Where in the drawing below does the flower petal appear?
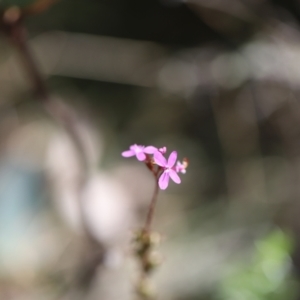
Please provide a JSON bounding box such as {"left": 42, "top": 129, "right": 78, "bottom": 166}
{"left": 167, "top": 151, "right": 177, "bottom": 167}
{"left": 176, "top": 161, "right": 186, "bottom": 173}
{"left": 159, "top": 147, "right": 167, "bottom": 154}
{"left": 169, "top": 170, "right": 181, "bottom": 184}
{"left": 130, "top": 144, "right": 138, "bottom": 150}
{"left": 144, "top": 146, "right": 158, "bottom": 154}
{"left": 158, "top": 171, "right": 169, "bottom": 190}
{"left": 131, "top": 144, "right": 144, "bottom": 152}
{"left": 122, "top": 150, "right": 135, "bottom": 157}
{"left": 136, "top": 152, "right": 146, "bottom": 161}
{"left": 154, "top": 151, "right": 167, "bottom": 167}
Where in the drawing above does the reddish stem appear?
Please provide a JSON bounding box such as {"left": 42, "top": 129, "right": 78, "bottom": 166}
{"left": 143, "top": 169, "right": 161, "bottom": 233}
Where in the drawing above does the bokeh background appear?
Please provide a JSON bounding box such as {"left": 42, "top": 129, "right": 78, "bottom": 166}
{"left": 1, "top": 0, "right": 300, "bottom": 299}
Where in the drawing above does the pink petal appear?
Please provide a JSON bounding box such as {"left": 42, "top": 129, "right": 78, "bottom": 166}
{"left": 154, "top": 151, "right": 167, "bottom": 167}
{"left": 144, "top": 146, "right": 158, "bottom": 154}
{"left": 169, "top": 170, "right": 181, "bottom": 184}
{"left": 122, "top": 150, "right": 135, "bottom": 157}
{"left": 167, "top": 151, "right": 177, "bottom": 168}
{"left": 131, "top": 144, "right": 143, "bottom": 152}
{"left": 159, "top": 147, "right": 167, "bottom": 154}
{"left": 176, "top": 161, "right": 184, "bottom": 173}
{"left": 158, "top": 172, "right": 170, "bottom": 190}
{"left": 136, "top": 152, "right": 146, "bottom": 161}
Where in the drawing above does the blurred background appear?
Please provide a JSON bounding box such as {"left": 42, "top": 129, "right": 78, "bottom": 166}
{"left": 1, "top": 0, "right": 300, "bottom": 299}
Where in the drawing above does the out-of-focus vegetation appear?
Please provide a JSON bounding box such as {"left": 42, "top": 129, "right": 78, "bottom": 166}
{"left": 1, "top": 0, "right": 300, "bottom": 300}
{"left": 219, "top": 230, "right": 298, "bottom": 300}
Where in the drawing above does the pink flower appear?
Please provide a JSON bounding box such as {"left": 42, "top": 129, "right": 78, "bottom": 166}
{"left": 176, "top": 161, "right": 187, "bottom": 174}
{"left": 159, "top": 147, "right": 167, "bottom": 154}
{"left": 122, "top": 144, "right": 157, "bottom": 161}
{"left": 154, "top": 151, "right": 181, "bottom": 190}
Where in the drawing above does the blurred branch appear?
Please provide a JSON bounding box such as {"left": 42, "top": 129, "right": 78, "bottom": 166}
{"left": 1, "top": 7, "right": 49, "bottom": 99}
{"left": 0, "top": 6, "right": 104, "bottom": 292}
{"left": 0, "top": 7, "right": 90, "bottom": 184}
{"left": 184, "top": 0, "right": 272, "bottom": 46}
{"left": 23, "top": 0, "right": 61, "bottom": 16}
{"left": 185, "top": 0, "right": 258, "bottom": 22}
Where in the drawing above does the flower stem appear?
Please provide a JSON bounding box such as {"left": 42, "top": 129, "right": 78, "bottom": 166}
{"left": 143, "top": 175, "right": 159, "bottom": 233}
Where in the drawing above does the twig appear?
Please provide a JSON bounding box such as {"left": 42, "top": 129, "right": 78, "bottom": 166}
{"left": 134, "top": 167, "right": 163, "bottom": 300}
{"left": 143, "top": 177, "right": 160, "bottom": 233}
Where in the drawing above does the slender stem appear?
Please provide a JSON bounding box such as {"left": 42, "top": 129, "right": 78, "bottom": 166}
{"left": 143, "top": 175, "right": 160, "bottom": 233}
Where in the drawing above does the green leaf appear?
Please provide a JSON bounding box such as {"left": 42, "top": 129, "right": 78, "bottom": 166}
{"left": 218, "top": 230, "right": 298, "bottom": 300}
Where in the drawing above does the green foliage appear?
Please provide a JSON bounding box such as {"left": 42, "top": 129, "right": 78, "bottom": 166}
{"left": 0, "top": 0, "right": 37, "bottom": 9}
{"left": 218, "top": 230, "right": 299, "bottom": 300}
